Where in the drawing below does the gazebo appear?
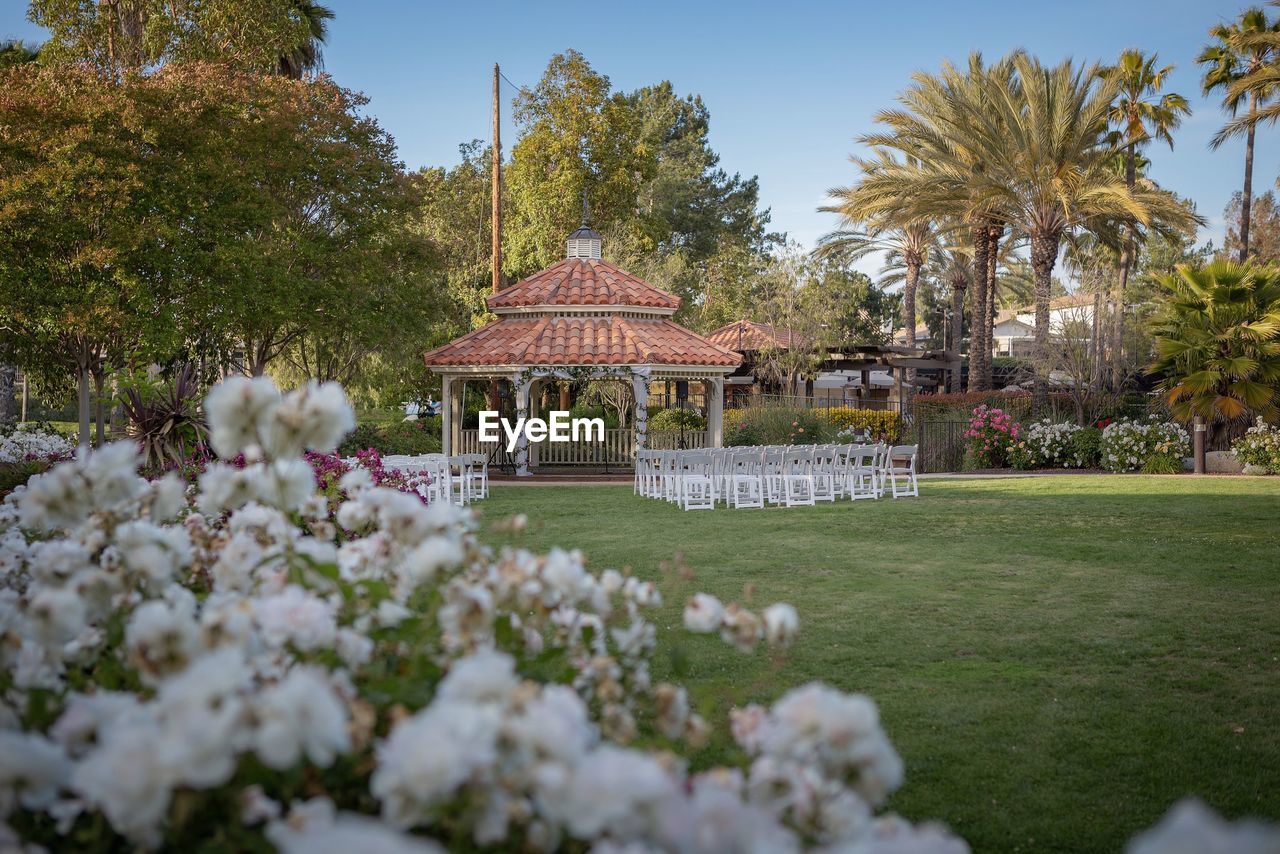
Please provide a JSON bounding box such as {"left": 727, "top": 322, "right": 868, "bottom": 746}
{"left": 422, "top": 224, "right": 741, "bottom": 475}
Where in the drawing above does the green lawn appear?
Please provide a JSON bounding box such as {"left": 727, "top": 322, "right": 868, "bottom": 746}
{"left": 478, "top": 476, "right": 1280, "bottom": 853}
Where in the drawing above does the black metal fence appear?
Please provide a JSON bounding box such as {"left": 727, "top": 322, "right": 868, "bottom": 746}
{"left": 912, "top": 419, "right": 969, "bottom": 473}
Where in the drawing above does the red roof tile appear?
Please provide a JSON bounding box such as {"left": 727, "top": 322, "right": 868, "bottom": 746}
{"left": 705, "top": 320, "right": 804, "bottom": 352}
{"left": 423, "top": 316, "right": 742, "bottom": 368}
{"left": 487, "top": 259, "right": 682, "bottom": 311}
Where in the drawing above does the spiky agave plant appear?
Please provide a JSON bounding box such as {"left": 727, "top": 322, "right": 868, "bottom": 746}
{"left": 120, "top": 364, "right": 210, "bottom": 470}
{"left": 1148, "top": 261, "right": 1280, "bottom": 424}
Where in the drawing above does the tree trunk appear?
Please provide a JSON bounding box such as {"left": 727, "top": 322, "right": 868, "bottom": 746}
{"left": 1110, "top": 251, "right": 1130, "bottom": 392}
{"left": 902, "top": 255, "right": 921, "bottom": 350}
{"left": 983, "top": 224, "right": 1003, "bottom": 390}
{"left": 93, "top": 369, "right": 106, "bottom": 446}
{"left": 1030, "top": 233, "right": 1060, "bottom": 414}
{"left": 1110, "top": 144, "right": 1138, "bottom": 392}
{"left": 950, "top": 282, "right": 966, "bottom": 393}
{"left": 1241, "top": 96, "right": 1257, "bottom": 261}
{"left": 0, "top": 365, "right": 15, "bottom": 425}
{"left": 968, "top": 223, "right": 990, "bottom": 392}
{"left": 77, "top": 366, "right": 91, "bottom": 448}
{"left": 1090, "top": 291, "right": 1103, "bottom": 390}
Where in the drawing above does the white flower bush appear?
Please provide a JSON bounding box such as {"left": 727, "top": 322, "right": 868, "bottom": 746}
{"left": 0, "top": 425, "right": 75, "bottom": 465}
{"left": 1100, "top": 419, "right": 1190, "bottom": 473}
{"left": 0, "top": 376, "right": 956, "bottom": 851}
{"left": 1012, "top": 420, "right": 1084, "bottom": 469}
{"left": 1232, "top": 418, "right": 1280, "bottom": 475}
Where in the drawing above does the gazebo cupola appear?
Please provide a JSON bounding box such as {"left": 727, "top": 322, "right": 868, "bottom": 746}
{"left": 423, "top": 224, "right": 741, "bottom": 474}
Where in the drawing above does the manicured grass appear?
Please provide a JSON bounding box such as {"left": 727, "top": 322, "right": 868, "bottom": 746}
{"left": 479, "top": 476, "right": 1280, "bottom": 853}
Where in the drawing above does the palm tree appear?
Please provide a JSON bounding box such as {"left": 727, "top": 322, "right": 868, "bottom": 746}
{"left": 278, "top": 0, "right": 334, "bottom": 79}
{"left": 0, "top": 39, "right": 40, "bottom": 67}
{"left": 817, "top": 159, "right": 938, "bottom": 353}
{"left": 851, "top": 53, "right": 1018, "bottom": 391}
{"left": 1099, "top": 50, "right": 1190, "bottom": 390}
{"left": 1198, "top": 7, "right": 1280, "bottom": 261}
{"left": 961, "top": 54, "right": 1198, "bottom": 408}
{"left": 1148, "top": 261, "right": 1280, "bottom": 469}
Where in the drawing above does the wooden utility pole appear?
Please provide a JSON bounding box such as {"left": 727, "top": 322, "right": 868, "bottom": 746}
{"left": 491, "top": 63, "right": 502, "bottom": 294}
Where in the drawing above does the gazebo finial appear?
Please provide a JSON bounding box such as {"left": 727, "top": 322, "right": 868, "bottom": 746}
{"left": 566, "top": 189, "right": 602, "bottom": 260}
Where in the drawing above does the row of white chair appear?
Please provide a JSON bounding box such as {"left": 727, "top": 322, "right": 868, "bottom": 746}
{"left": 346, "top": 453, "right": 490, "bottom": 506}
{"left": 634, "top": 444, "right": 919, "bottom": 511}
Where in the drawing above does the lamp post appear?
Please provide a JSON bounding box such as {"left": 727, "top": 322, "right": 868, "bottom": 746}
{"left": 1193, "top": 415, "right": 1206, "bottom": 474}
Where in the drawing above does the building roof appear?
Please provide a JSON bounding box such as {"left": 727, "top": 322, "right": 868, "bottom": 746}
{"left": 993, "top": 292, "right": 1096, "bottom": 326}
{"left": 705, "top": 319, "right": 803, "bottom": 352}
{"left": 422, "top": 315, "right": 742, "bottom": 368}
{"left": 486, "top": 258, "right": 682, "bottom": 313}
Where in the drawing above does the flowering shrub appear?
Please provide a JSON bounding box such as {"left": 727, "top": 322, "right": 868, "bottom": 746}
{"left": 963, "top": 405, "right": 1021, "bottom": 468}
{"left": 1007, "top": 420, "right": 1090, "bottom": 470}
{"left": 1232, "top": 418, "right": 1280, "bottom": 475}
{"left": 0, "top": 375, "right": 978, "bottom": 852}
{"left": 1100, "top": 419, "right": 1190, "bottom": 473}
{"left": 0, "top": 424, "right": 75, "bottom": 465}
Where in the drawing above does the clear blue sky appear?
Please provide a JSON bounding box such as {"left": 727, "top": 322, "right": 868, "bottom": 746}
{"left": 2, "top": 0, "right": 1260, "bottom": 258}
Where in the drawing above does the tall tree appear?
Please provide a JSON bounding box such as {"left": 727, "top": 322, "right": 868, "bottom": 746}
{"left": 816, "top": 159, "right": 938, "bottom": 353}
{"left": 853, "top": 53, "right": 1018, "bottom": 391}
{"left": 1198, "top": 7, "right": 1280, "bottom": 261}
{"left": 1223, "top": 189, "right": 1280, "bottom": 263}
{"left": 1099, "top": 50, "right": 1190, "bottom": 390}
{"left": 277, "top": 0, "right": 333, "bottom": 78}
{"left": 29, "top": 0, "right": 328, "bottom": 75}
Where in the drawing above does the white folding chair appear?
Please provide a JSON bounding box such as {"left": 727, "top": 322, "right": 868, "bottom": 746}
{"left": 462, "top": 452, "right": 489, "bottom": 500}
{"left": 846, "top": 446, "right": 878, "bottom": 500}
{"left": 762, "top": 447, "right": 787, "bottom": 505}
{"left": 887, "top": 445, "right": 919, "bottom": 498}
{"left": 678, "top": 452, "right": 716, "bottom": 510}
{"left": 782, "top": 448, "right": 816, "bottom": 507}
{"left": 811, "top": 447, "right": 838, "bottom": 502}
{"left": 728, "top": 449, "right": 764, "bottom": 509}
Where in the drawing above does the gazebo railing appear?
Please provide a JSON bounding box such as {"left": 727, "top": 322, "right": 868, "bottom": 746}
{"left": 456, "top": 428, "right": 707, "bottom": 467}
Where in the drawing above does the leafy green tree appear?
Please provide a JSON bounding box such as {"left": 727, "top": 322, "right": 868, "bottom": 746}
{"left": 0, "top": 63, "right": 431, "bottom": 439}
{"left": 1222, "top": 189, "right": 1280, "bottom": 263}
{"left": 1148, "top": 261, "right": 1280, "bottom": 430}
{"left": 29, "top": 0, "right": 327, "bottom": 75}
{"left": 1198, "top": 7, "right": 1280, "bottom": 261}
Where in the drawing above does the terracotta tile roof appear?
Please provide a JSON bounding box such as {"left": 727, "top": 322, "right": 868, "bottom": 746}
{"left": 487, "top": 258, "right": 682, "bottom": 311}
{"left": 423, "top": 315, "right": 742, "bottom": 368}
{"left": 705, "top": 320, "right": 803, "bottom": 351}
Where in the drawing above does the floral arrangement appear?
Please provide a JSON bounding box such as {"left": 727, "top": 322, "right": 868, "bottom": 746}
{"left": 0, "top": 424, "right": 75, "bottom": 465}
{"left": 1100, "top": 419, "right": 1190, "bottom": 473}
{"left": 1232, "top": 418, "right": 1280, "bottom": 475}
{"left": 963, "top": 405, "right": 1021, "bottom": 468}
{"left": 0, "top": 375, "right": 973, "bottom": 852}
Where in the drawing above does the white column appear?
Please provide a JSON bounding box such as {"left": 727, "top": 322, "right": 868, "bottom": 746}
{"left": 631, "top": 374, "right": 649, "bottom": 454}
{"left": 707, "top": 376, "right": 724, "bottom": 448}
{"left": 528, "top": 379, "right": 540, "bottom": 469}
{"left": 514, "top": 374, "right": 532, "bottom": 476}
{"left": 440, "top": 374, "right": 453, "bottom": 457}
